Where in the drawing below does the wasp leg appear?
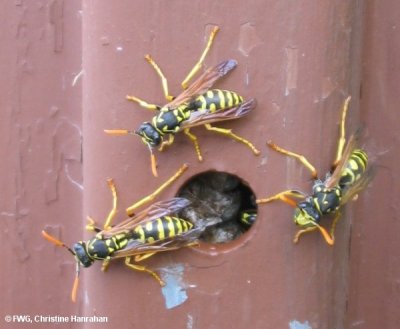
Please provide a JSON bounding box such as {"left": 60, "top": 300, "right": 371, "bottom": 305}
{"left": 293, "top": 227, "right": 318, "bottom": 243}
{"left": 85, "top": 179, "right": 118, "bottom": 232}
{"left": 126, "top": 95, "right": 161, "bottom": 111}
{"left": 101, "top": 179, "right": 118, "bottom": 230}
{"left": 204, "top": 124, "right": 260, "bottom": 156}
{"left": 184, "top": 128, "right": 203, "bottom": 161}
{"left": 158, "top": 134, "right": 175, "bottom": 152}
{"left": 257, "top": 190, "right": 306, "bottom": 207}
{"left": 329, "top": 211, "right": 342, "bottom": 243}
{"left": 134, "top": 252, "right": 157, "bottom": 262}
{"left": 143, "top": 54, "right": 174, "bottom": 102}
{"left": 267, "top": 141, "right": 318, "bottom": 179}
{"left": 295, "top": 224, "right": 334, "bottom": 245}
{"left": 333, "top": 96, "right": 351, "bottom": 168}
{"left": 126, "top": 164, "right": 189, "bottom": 216}
{"left": 85, "top": 216, "right": 102, "bottom": 232}
{"left": 101, "top": 259, "right": 111, "bottom": 272}
{"left": 125, "top": 256, "right": 165, "bottom": 286}
{"left": 181, "top": 26, "right": 219, "bottom": 90}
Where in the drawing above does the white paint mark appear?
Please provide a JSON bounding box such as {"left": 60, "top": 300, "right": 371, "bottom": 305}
{"left": 116, "top": 46, "right": 123, "bottom": 52}
{"left": 186, "top": 314, "right": 194, "bottom": 329}
{"left": 64, "top": 162, "right": 83, "bottom": 191}
{"left": 289, "top": 320, "right": 312, "bottom": 329}
{"left": 72, "top": 69, "right": 84, "bottom": 86}
{"left": 160, "top": 264, "right": 188, "bottom": 309}
{"left": 351, "top": 320, "right": 365, "bottom": 327}
{"left": 1, "top": 212, "right": 16, "bottom": 218}
{"left": 285, "top": 47, "right": 298, "bottom": 96}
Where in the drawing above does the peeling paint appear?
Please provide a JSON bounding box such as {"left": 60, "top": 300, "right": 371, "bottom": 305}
{"left": 289, "top": 320, "right": 312, "bottom": 329}
{"left": 160, "top": 264, "right": 188, "bottom": 309}
{"left": 238, "top": 23, "right": 263, "bottom": 57}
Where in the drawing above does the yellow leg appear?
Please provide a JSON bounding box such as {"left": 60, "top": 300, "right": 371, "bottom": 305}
{"left": 205, "top": 124, "right": 260, "bottom": 156}
{"left": 102, "top": 179, "right": 118, "bottom": 230}
{"left": 135, "top": 252, "right": 156, "bottom": 262}
{"left": 144, "top": 54, "right": 174, "bottom": 102}
{"left": 181, "top": 26, "right": 220, "bottom": 89}
{"left": 333, "top": 96, "right": 351, "bottom": 168}
{"left": 85, "top": 216, "right": 102, "bottom": 232}
{"left": 125, "top": 256, "right": 165, "bottom": 286}
{"left": 267, "top": 141, "right": 318, "bottom": 179}
{"left": 184, "top": 128, "right": 203, "bottom": 161}
{"left": 126, "top": 163, "right": 189, "bottom": 216}
{"left": 101, "top": 259, "right": 111, "bottom": 272}
{"left": 85, "top": 179, "right": 118, "bottom": 232}
{"left": 294, "top": 224, "right": 334, "bottom": 245}
{"left": 126, "top": 95, "right": 160, "bottom": 111}
{"left": 293, "top": 226, "right": 318, "bottom": 243}
{"left": 158, "top": 134, "right": 175, "bottom": 152}
{"left": 257, "top": 190, "right": 306, "bottom": 207}
{"left": 329, "top": 211, "right": 342, "bottom": 243}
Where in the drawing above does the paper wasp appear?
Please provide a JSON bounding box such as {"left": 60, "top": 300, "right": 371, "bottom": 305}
{"left": 105, "top": 26, "right": 260, "bottom": 177}
{"left": 42, "top": 165, "right": 215, "bottom": 302}
{"left": 240, "top": 210, "right": 257, "bottom": 227}
{"left": 257, "top": 97, "right": 373, "bottom": 245}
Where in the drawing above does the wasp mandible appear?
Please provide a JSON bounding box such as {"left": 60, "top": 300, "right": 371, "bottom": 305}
{"left": 42, "top": 165, "right": 215, "bottom": 302}
{"left": 105, "top": 26, "right": 260, "bottom": 177}
{"left": 257, "top": 97, "right": 374, "bottom": 245}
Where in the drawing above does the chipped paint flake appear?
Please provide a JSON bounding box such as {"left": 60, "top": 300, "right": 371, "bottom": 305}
{"left": 289, "top": 320, "right": 312, "bottom": 329}
{"left": 160, "top": 264, "right": 188, "bottom": 309}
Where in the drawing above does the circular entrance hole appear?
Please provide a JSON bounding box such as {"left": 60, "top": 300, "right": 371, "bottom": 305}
{"left": 176, "top": 171, "right": 257, "bottom": 244}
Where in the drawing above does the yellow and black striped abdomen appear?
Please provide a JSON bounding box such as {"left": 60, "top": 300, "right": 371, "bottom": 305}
{"left": 131, "top": 216, "right": 193, "bottom": 244}
{"left": 339, "top": 149, "right": 368, "bottom": 190}
{"left": 188, "top": 89, "right": 244, "bottom": 113}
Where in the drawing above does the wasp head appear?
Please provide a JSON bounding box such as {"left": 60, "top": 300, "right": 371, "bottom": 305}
{"left": 135, "top": 123, "right": 162, "bottom": 147}
{"left": 293, "top": 201, "right": 321, "bottom": 228}
{"left": 73, "top": 242, "right": 94, "bottom": 268}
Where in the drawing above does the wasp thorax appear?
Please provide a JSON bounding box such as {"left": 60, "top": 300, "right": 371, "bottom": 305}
{"left": 294, "top": 201, "right": 321, "bottom": 228}
{"left": 135, "top": 122, "right": 162, "bottom": 147}
{"left": 73, "top": 242, "right": 94, "bottom": 268}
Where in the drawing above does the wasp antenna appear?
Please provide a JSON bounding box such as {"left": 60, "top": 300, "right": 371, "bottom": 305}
{"left": 41, "top": 230, "right": 76, "bottom": 256}
{"left": 71, "top": 262, "right": 80, "bottom": 302}
{"left": 104, "top": 129, "right": 132, "bottom": 136}
{"left": 150, "top": 148, "right": 158, "bottom": 177}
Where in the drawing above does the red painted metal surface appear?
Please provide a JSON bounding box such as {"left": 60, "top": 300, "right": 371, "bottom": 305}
{"left": 1, "top": 1, "right": 399, "bottom": 328}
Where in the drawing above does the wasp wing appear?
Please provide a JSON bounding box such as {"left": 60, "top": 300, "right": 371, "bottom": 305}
{"left": 110, "top": 225, "right": 205, "bottom": 259}
{"left": 179, "top": 98, "right": 256, "bottom": 130}
{"left": 110, "top": 211, "right": 221, "bottom": 259}
{"left": 165, "top": 59, "right": 238, "bottom": 109}
{"left": 101, "top": 197, "right": 191, "bottom": 238}
{"left": 339, "top": 165, "right": 375, "bottom": 206}
{"left": 325, "top": 133, "right": 358, "bottom": 189}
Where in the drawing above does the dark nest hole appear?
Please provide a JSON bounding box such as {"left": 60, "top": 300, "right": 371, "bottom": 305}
{"left": 176, "top": 171, "right": 258, "bottom": 244}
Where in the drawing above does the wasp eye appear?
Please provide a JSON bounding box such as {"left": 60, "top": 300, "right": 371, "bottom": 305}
{"left": 135, "top": 123, "right": 161, "bottom": 146}
{"left": 73, "top": 242, "right": 94, "bottom": 268}
{"left": 294, "top": 201, "right": 321, "bottom": 227}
